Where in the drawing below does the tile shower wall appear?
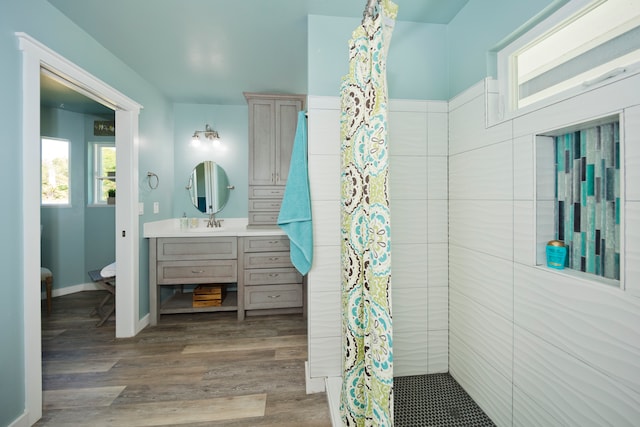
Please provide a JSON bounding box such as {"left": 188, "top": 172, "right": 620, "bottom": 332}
{"left": 306, "top": 96, "right": 449, "bottom": 381}
{"left": 449, "top": 77, "right": 640, "bottom": 427}
{"left": 554, "top": 122, "right": 620, "bottom": 279}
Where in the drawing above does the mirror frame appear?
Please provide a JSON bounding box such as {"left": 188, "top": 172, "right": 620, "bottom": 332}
{"left": 186, "top": 161, "right": 231, "bottom": 214}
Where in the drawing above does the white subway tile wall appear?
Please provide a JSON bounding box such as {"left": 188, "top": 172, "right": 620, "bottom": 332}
{"left": 449, "top": 76, "right": 640, "bottom": 426}
{"left": 306, "top": 97, "right": 449, "bottom": 380}
{"left": 306, "top": 73, "right": 640, "bottom": 425}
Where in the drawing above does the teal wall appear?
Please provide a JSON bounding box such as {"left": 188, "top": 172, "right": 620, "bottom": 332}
{"left": 309, "top": 1, "right": 558, "bottom": 100}
{"left": 0, "top": 0, "right": 563, "bottom": 424}
{"left": 41, "top": 107, "right": 117, "bottom": 291}
{"left": 83, "top": 115, "right": 117, "bottom": 275}
{"left": 0, "top": 1, "right": 173, "bottom": 424}
{"left": 172, "top": 103, "right": 248, "bottom": 219}
{"left": 447, "top": 0, "right": 557, "bottom": 97}
{"left": 308, "top": 15, "right": 449, "bottom": 100}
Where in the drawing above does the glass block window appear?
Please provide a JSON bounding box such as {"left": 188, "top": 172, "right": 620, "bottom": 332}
{"left": 554, "top": 120, "right": 620, "bottom": 279}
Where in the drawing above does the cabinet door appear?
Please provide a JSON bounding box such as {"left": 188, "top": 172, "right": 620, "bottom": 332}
{"left": 248, "top": 99, "right": 276, "bottom": 185}
{"left": 275, "top": 99, "right": 304, "bottom": 186}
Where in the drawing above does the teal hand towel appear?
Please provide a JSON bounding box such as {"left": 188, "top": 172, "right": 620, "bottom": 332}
{"left": 278, "top": 111, "right": 313, "bottom": 275}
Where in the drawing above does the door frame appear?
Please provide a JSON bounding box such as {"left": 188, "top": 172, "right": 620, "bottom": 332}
{"left": 17, "top": 33, "right": 142, "bottom": 425}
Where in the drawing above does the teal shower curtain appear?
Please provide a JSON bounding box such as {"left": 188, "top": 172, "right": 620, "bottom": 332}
{"left": 339, "top": 0, "right": 397, "bottom": 425}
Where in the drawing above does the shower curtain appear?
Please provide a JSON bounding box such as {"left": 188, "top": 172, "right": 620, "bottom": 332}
{"left": 339, "top": 0, "right": 398, "bottom": 425}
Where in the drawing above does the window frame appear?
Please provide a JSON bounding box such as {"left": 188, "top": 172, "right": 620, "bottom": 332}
{"left": 91, "top": 142, "right": 116, "bottom": 206}
{"left": 497, "top": 0, "right": 640, "bottom": 122}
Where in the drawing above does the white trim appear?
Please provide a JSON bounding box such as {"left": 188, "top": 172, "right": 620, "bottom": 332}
{"left": 41, "top": 282, "right": 103, "bottom": 300}
{"left": 325, "top": 376, "right": 342, "bottom": 427}
{"left": 305, "top": 361, "right": 326, "bottom": 394}
{"left": 7, "top": 412, "right": 28, "bottom": 427}
{"left": 16, "top": 32, "right": 142, "bottom": 425}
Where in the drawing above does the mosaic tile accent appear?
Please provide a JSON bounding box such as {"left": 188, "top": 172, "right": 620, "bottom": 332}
{"left": 555, "top": 121, "right": 620, "bottom": 280}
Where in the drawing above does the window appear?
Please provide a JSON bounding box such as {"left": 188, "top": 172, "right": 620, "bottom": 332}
{"left": 92, "top": 143, "right": 116, "bottom": 205}
{"left": 536, "top": 116, "right": 621, "bottom": 285}
{"left": 41, "top": 137, "right": 70, "bottom": 205}
{"left": 499, "top": 0, "right": 640, "bottom": 114}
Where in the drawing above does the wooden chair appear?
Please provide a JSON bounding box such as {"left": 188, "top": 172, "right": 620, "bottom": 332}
{"left": 41, "top": 267, "right": 53, "bottom": 316}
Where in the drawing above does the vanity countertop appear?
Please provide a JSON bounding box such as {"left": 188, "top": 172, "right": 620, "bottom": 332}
{"left": 143, "top": 218, "right": 286, "bottom": 238}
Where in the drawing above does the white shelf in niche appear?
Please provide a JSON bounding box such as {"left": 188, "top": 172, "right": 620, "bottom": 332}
{"left": 534, "top": 265, "right": 620, "bottom": 290}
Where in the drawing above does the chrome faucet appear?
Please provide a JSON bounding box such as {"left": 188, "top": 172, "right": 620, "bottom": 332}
{"left": 206, "top": 211, "right": 222, "bottom": 228}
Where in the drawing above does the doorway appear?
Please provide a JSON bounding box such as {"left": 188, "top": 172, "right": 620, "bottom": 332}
{"left": 40, "top": 70, "right": 117, "bottom": 303}
{"left": 18, "top": 32, "right": 142, "bottom": 425}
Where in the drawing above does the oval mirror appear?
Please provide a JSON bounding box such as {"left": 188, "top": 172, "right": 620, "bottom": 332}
{"left": 187, "top": 161, "right": 231, "bottom": 214}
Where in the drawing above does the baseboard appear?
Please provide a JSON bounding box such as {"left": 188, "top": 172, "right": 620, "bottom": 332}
{"left": 305, "top": 360, "right": 326, "bottom": 394}
{"left": 325, "top": 376, "right": 342, "bottom": 427}
{"left": 41, "top": 282, "right": 101, "bottom": 300}
{"left": 7, "top": 411, "right": 29, "bottom": 427}
{"left": 136, "top": 312, "right": 150, "bottom": 334}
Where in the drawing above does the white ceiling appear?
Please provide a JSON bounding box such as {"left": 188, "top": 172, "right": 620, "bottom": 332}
{"left": 46, "top": 0, "right": 469, "bottom": 106}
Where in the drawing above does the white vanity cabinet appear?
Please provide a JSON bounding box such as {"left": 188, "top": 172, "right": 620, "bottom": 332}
{"left": 148, "top": 236, "right": 242, "bottom": 325}
{"left": 240, "top": 235, "right": 304, "bottom": 316}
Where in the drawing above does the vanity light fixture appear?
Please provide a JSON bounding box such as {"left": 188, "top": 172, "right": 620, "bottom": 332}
{"left": 191, "top": 124, "right": 220, "bottom": 146}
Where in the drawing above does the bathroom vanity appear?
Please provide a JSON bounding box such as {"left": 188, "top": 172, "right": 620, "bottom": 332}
{"left": 144, "top": 218, "right": 304, "bottom": 325}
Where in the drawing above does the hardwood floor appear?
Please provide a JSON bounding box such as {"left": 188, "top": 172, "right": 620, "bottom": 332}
{"left": 36, "top": 291, "right": 332, "bottom": 426}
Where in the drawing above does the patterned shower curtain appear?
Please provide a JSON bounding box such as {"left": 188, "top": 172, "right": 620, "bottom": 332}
{"left": 339, "top": 0, "right": 397, "bottom": 425}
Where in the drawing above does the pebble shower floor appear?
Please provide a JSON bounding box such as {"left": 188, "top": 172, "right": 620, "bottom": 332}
{"left": 394, "top": 373, "right": 495, "bottom": 426}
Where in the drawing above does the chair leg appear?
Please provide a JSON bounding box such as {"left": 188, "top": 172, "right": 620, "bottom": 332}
{"left": 45, "top": 276, "right": 53, "bottom": 316}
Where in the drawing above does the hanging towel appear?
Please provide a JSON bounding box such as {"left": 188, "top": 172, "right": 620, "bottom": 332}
{"left": 277, "top": 111, "right": 313, "bottom": 275}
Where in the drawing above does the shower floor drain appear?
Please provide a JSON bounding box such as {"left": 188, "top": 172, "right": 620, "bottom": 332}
{"left": 394, "top": 373, "right": 495, "bottom": 427}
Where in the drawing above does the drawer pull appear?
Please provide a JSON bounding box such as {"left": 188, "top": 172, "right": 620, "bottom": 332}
{"left": 268, "top": 240, "right": 280, "bottom": 245}
{"left": 268, "top": 257, "right": 280, "bottom": 261}
{"left": 191, "top": 270, "right": 205, "bottom": 274}
{"left": 268, "top": 273, "right": 280, "bottom": 277}
{"left": 268, "top": 294, "right": 281, "bottom": 299}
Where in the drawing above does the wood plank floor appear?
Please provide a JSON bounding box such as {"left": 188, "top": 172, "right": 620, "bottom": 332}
{"left": 36, "top": 291, "right": 332, "bottom": 426}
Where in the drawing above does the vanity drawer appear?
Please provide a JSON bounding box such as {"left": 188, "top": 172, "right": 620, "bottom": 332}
{"left": 243, "top": 236, "right": 290, "bottom": 252}
{"left": 244, "top": 251, "right": 294, "bottom": 269}
{"left": 244, "top": 284, "right": 303, "bottom": 310}
{"left": 244, "top": 268, "right": 302, "bottom": 286}
{"left": 157, "top": 237, "right": 237, "bottom": 261}
{"left": 249, "top": 199, "right": 282, "bottom": 211}
{"left": 248, "top": 211, "right": 280, "bottom": 226}
{"left": 250, "top": 186, "right": 285, "bottom": 199}
{"left": 157, "top": 260, "right": 237, "bottom": 284}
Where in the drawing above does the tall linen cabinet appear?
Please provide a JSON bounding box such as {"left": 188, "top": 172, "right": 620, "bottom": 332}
{"left": 244, "top": 92, "right": 306, "bottom": 228}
